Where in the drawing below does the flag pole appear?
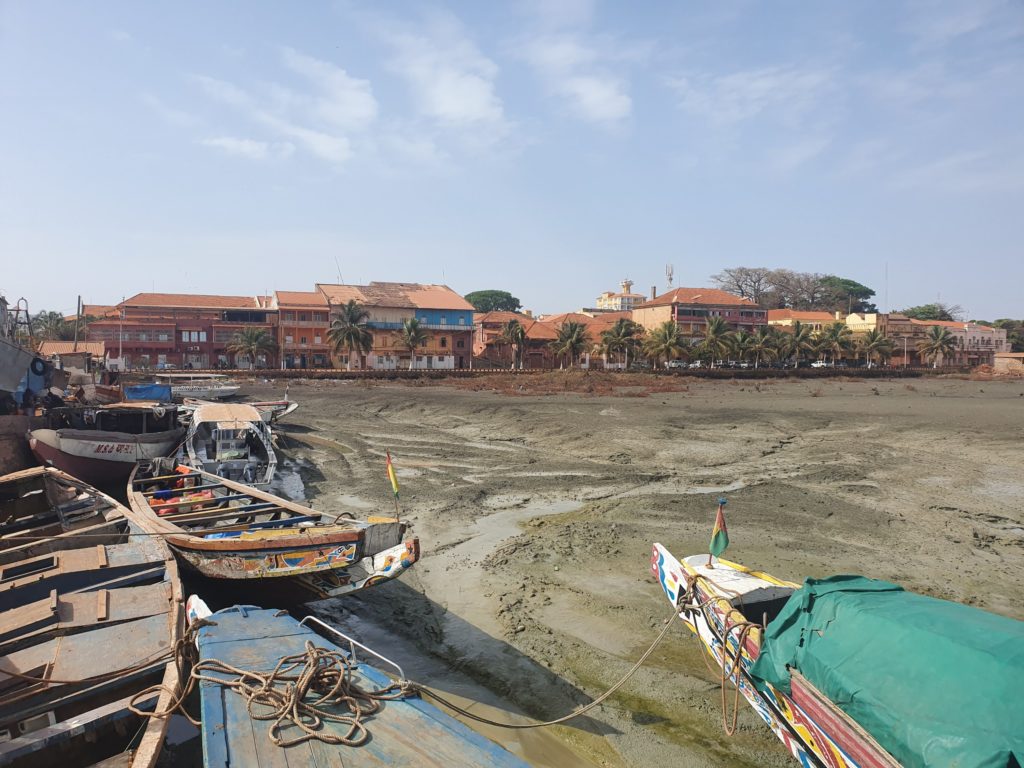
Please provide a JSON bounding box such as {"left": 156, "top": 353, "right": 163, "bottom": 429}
{"left": 386, "top": 450, "right": 402, "bottom": 522}
{"left": 707, "top": 497, "right": 728, "bottom": 568}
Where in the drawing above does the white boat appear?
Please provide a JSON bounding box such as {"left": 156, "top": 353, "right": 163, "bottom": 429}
{"left": 184, "top": 402, "right": 276, "bottom": 484}
{"left": 28, "top": 402, "right": 185, "bottom": 486}
{"left": 155, "top": 373, "right": 240, "bottom": 401}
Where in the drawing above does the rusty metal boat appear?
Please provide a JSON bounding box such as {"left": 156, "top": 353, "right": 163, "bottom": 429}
{"left": 0, "top": 466, "right": 183, "bottom": 768}
{"left": 127, "top": 458, "right": 419, "bottom": 598}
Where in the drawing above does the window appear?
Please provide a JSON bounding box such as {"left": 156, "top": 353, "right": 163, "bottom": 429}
{"left": 158, "top": 333, "right": 169, "bottom": 342}
{"left": 457, "top": 339, "right": 465, "bottom": 348}
{"left": 458, "top": 317, "right": 465, "bottom": 325}
{"left": 314, "top": 335, "right": 321, "bottom": 344}
{"left": 300, "top": 336, "right": 307, "bottom": 345}
{"left": 440, "top": 337, "right": 447, "bottom": 348}
{"left": 181, "top": 331, "right": 189, "bottom": 342}
{"left": 136, "top": 332, "right": 147, "bottom": 341}
{"left": 285, "top": 335, "right": 293, "bottom": 343}
{"left": 313, "top": 312, "right": 327, "bottom": 322}
{"left": 190, "top": 331, "right": 199, "bottom": 342}
{"left": 299, "top": 313, "right": 309, "bottom": 322}
{"left": 419, "top": 339, "right": 426, "bottom": 347}
{"left": 283, "top": 312, "right": 296, "bottom": 322}
{"left": 199, "top": 331, "right": 207, "bottom": 342}
{"left": 440, "top": 316, "right": 446, "bottom": 325}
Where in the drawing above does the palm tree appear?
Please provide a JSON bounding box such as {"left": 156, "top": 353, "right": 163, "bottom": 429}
{"left": 859, "top": 328, "right": 894, "bottom": 368}
{"left": 729, "top": 330, "right": 753, "bottom": 364}
{"left": 917, "top": 325, "right": 958, "bottom": 368}
{"left": 700, "top": 316, "right": 733, "bottom": 368}
{"left": 786, "top": 320, "right": 815, "bottom": 367}
{"left": 643, "top": 320, "right": 685, "bottom": 368}
{"left": 327, "top": 299, "right": 373, "bottom": 371}
{"left": 227, "top": 327, "right": 278, "bottom": 369}
{"left": 33, "top": 310, "right": 69, "bottom": 341}
{"left": 748, "top": 326, "right": 778, "bottom": 369}
{"left": 399, "top": 317, "right": 428, "bottom": 370}
{"left": 821, "top": 321, "right": 854, "bottom": 364}
{"left": 499, "top": 319, "right": 527, "bottom": 370}
{"left": 601, "top": 318, "right": 642, "bottom": 369}
{"left": 551, "top": 321, "right": 591, "bottom": 368}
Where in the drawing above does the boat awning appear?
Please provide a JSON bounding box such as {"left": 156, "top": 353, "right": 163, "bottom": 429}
{"left": 193, "top": 404, "right": 261, "bottom": 427}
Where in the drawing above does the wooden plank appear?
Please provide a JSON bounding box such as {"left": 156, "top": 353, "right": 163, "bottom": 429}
{"left": 96, "top": 589, "right": 108, "bottom": 621}
{"left": 96, "top": 544, "right": 108, "bottom": 568}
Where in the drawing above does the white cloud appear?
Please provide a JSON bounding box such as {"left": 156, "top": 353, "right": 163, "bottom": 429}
{"left": 198, "top": 137, "right": 294, "bottom": 160}
{"left": 142, "top": 93, "right": 201, "bottom": 128}
{"left": 281, "top": 47, "right": 378, "bottom": 130}
{"left": 378, "top": 12, "right": 505, "bottom": 127}
{"left": 668, "top": 65, "right": 834, "bottom": 126}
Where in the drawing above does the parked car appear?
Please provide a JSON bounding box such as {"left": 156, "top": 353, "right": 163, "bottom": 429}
{"left": 688, "top": 361, "right": 704, "bottom": 369}
{"left": 666, "top": 359, "right": 687, "bottom": 369}
{"left": 811, "top": 360, "right": 829, "bottom": 368}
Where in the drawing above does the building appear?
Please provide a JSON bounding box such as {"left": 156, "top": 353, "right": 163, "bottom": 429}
{"left": 474, "top": 311, "right": 559, "bottom": 368}
{"left": 37, "top": 341, "right": 106, "bottom": 372}
{"left": 594, "top": 280, "right": 647, "bottom": 312}
{"left": 86, "top": 293, "right": 277, "bottom": 370}
{"left": 317, "top": 282, "right": 474, "bottom": 370}
{"left": 474, "top": 311, "right": 533, "bottom": 360}
{"left": 273, "top": 291, "right": 332, "bottom": 369}
{"left": 633, "top": 288, "right": 767, "bottom": 341}
{"left": 845, "top": 313, "right": 926, "bottom": 366}
{"left": 767, "top": 309, "right": 839, "bottom": 332}
{"left": 909, "top": 320, "right": 1007, "bottom": 366}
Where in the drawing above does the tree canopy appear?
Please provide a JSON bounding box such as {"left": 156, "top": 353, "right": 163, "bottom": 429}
{"left": 711, "top": 267, "right": 876, "bottom": 312}
{"left": 464, "top": 290, "right": 521, "bottom": 313}
{"left": 900, "top": 303, "right": 962, "bottom": 321}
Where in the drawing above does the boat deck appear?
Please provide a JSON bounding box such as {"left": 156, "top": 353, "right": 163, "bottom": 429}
{"left": 198, "top": 606, "right": 528, "bottom": 768}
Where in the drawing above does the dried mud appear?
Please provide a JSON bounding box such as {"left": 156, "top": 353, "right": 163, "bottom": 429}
{"left": 251, "top": 374, "right": 1024, "bottom": 767}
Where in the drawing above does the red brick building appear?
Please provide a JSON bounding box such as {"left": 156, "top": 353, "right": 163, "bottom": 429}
{"left": 86, "top": 293, "right": 276, "bottom": 370}
{"left": 273, "top": 291, "right": 332, "bottom": 369}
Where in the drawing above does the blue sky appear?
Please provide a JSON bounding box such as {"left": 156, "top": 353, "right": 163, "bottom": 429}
{"left": 2, "top": 0, "right": 1022, "bottom": 318}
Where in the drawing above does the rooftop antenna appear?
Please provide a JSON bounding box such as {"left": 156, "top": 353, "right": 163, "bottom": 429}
{"left": 884, "top": 261, "right": 888, "bottom": 314}
{"left": 665, "top": 264, "right": 674, "bottom": 289}
{"left": 333, "top": 256, "right": 344, "bottom": 284}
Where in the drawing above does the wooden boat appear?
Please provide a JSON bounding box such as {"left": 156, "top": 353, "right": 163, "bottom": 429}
{"left": 183, "top": 402, "right": 276, "bottom": 485}
{"left": 0, "top": 466, "right": 183, "bottom": 768}
{"left": 182, "top": 396, "right": 299, "bottom": 424}
{"left": 155, "top": 373, "right": 240, "bottom": 401}
{"left": 190, "top": 602, "right": 528, "bottom": 767}
{"left": 127, "top": 458, "right": 418, "bottom": 596}
{"left": 28, "top": 402, "right": 185, "bottom": 486}
{"left": 651, "top": 544, "right": 1024, "bottom": 768}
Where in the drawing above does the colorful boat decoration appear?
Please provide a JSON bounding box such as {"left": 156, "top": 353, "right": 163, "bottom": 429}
{"left": 651, "top": 543, "right": 1024, "bottom": 768}
{"left": 27, "top": 402, "right": 185, "bottom": 486}
{"left": 190, "top": 602, "right": 528, "bottom": 767}
{"left": 126, "top": 458, "right": 418, "bottom": 597}
{"left": 183, "top": 402, "right": 276, "bottom": 485}
{"left": 0, "top": 466, "right": 183, "bottom": 768}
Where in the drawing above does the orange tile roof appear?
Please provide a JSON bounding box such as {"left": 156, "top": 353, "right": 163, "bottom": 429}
{"left": 38, "top": 341, "right": 106, "bottom": 357}
{"left": 317, "top": 282, "right": 474, "bottom": 311}
{"left": 637, "top": 288, "right": 757, "bottom": 309}
{"left": 121, "top": 293, "right": 266, "bottom": 310}
{"left": 475, "top": 311, "right": 532, "bottom": 325}
{"left": 767, "top": 309, "right": 836, "bottom": 322}
{"left": 275, "top": 291, "right": 329, "bottom": 308}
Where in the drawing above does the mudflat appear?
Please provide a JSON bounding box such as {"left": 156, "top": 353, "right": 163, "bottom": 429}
{"left": 256, "top": 374, "right": 1024, "bottom": 768}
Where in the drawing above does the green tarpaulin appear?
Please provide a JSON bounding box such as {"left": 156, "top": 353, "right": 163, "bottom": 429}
{"left": 749, "top": 575, "right": 1024, "bottom": 768}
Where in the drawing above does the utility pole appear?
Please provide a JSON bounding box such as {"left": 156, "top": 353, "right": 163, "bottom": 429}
{"left": 73, "top": 295, "right": 81, "bottom": 352}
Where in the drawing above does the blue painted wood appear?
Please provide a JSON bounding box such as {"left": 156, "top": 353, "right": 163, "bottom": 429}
{"left": 198, "top": 606, "right": 529, "bottom": 768}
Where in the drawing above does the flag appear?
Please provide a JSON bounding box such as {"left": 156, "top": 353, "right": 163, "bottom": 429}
{"left": 709, "top": 498, "right": 729, "bottom": 558}
{"left": 386, "top": 450, "right": 399, "bottom": 499}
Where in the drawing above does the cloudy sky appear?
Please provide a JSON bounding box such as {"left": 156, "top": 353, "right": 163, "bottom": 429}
{"left": 2, "top": 0, "right": 1022, "bottom": 318}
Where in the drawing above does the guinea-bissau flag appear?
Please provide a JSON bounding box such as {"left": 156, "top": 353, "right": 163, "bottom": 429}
{"left": 709, "top": 498, "right": 729, "bottom": 558}
{"left": 386, "top": 450, "right": 400, "bottom": 499}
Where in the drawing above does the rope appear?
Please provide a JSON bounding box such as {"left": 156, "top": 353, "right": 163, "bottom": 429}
{"left": 409, "top": 606, "right": 682, "bottom": 730}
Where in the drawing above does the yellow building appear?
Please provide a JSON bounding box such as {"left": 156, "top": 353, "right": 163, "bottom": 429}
{"left": 595, "top": 280, "right": 647, "bottom": 311}
{"left": 767, "top": 309, "right": 840, "bottom": 332}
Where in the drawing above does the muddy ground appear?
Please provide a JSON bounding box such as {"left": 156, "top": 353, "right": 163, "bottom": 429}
{"left": 248, "top": 374, "right": 1024, "bottom": 767}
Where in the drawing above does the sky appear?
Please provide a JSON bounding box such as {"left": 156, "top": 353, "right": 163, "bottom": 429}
{"left": 1, "top": 0, "right": 1022, "bottom": 319}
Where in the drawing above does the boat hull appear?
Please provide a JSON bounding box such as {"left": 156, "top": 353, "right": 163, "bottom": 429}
{"left": 29, "top": 427, "right": 185, "bottom": 486}
{"left": 294, "top": 538, "right": 420, "bottom": 597}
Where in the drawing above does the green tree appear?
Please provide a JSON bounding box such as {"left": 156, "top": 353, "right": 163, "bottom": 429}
{"left": 820, "top": 276, "right": 877, "bottom": 313}
{"left": 643, "top": 320, "right": 685, "bottom": 368}
{"left": 226, "top": 327, "right": 278, "bottom": 369}
{"left": 858, "top": 328, "right": 894, "bottom": 368}
{"left": 819, "top": 321, "right": 855, "bottom": 364}
{"left": 398, "top": 317, "right": 428, "bottom": 370}
{"left": 550, "top": 321, "right": 591, "bottom": 368}
{"left": 699, "top": 316, "right": 733, "bottom": 368}
{"left": 600, "top": 318, "right": 642, "bottom": 368}
{"left": 917, "top": 325, "right": 958, "bottom": 368}
{"left": 464, "top": 290, "right": 522, "bottom": 313}
{"left": 327, "top": 299, "right": 373, "bottom": 371}
{"left": 33, "top": 310, "right": 70, "bottom": 341}
{"left": 900, "top": 303, "right": 962, "bottom": 322}
{"left": 748, "top": 326, "right": 778, "bottom": 369}
{"left": 499, "top": 319, "right": 527, "bottom": 370}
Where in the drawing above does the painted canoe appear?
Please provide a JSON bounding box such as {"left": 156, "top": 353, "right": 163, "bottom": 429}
{"left": 194, "top": 604, "right": 529, "bottom": 767}
{"left": 126, "top": 458, "right": 418, "bottom": 595}
{"left": 28, "top": 402, "right": 185, "bottom": 487}
{"left": 0, "top": 466, "right": 183, "bottom": 768}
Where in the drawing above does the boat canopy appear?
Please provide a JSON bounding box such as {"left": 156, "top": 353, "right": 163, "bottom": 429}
{"left": 124, "top": 383, "right": 172, "bottom": 401}
{"left": 192, "top": 403, "right": 262, "bottom": 427}
{"left": 749, "top": 575, "right": 1024, "bottom": 768}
